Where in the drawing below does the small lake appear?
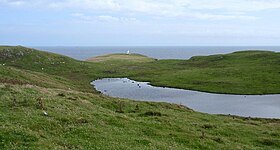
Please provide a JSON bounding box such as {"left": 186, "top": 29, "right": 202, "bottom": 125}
{"left": 92, "top": 78, "right": 280, "bottom": 119}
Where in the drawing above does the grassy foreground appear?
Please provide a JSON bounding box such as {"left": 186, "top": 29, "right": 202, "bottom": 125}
{"left": 1, "top": 46, "right": 280, "bottom": 149}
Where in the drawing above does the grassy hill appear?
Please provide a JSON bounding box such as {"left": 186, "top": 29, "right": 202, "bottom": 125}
{"left": 89, "top": 50, "right": 280, "bottom": 94}
{"left": 87, "top": 53, "right": 155, "bottom": 63}
{"left": 2, "top": 46, "right": 280, "bottom": 94}
{"left": 1, "top": 46, "right": 280, "bottom": 149}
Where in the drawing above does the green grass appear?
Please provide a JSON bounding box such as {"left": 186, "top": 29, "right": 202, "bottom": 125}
{"left": 1, "top": 46, "right": 280, "bottom": 149}
{"left": 87, "top": 53, "right": 155, "bottom": 63}
{"left": 1, "top": 83, "right": 280, "bottom": 149}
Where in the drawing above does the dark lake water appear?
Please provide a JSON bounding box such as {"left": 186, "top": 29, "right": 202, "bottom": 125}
{"left": 92, "top": 78, "right": 280, "bottom": 119}
{"left": 33, "top": 46, "right": 280, "bottom": 60}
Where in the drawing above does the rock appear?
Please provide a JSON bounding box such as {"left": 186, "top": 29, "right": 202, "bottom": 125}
{"left": 43, "top": 111, "right": 48, "bottom": 116}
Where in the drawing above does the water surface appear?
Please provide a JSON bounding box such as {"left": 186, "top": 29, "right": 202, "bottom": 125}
{"left": 92, "top": 78, "right": 280, "bottom": 119}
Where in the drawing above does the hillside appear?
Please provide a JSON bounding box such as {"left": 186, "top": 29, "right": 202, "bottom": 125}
{"left": 0, "top": 46, "right": 280, "bottom": 149}
{"left": 1, "top": 46, "right": 280, "bottom": 94}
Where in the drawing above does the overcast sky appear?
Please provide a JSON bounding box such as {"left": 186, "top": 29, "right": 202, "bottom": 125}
{"left": 1, "top": 0, "right": 280, "bottom": 46}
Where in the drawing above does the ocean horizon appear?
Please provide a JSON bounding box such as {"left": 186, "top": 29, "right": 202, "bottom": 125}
{"left": 32, "top": 46, "right": 280, "bottom": 60}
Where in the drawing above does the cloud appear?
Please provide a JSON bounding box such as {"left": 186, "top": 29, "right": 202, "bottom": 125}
{"left": 0, "top": 0, "right": 26, "bottom": 6}
{"left": 49, "top": 0, "right": 120, "bottom": 10}
{"left": 97, "top": 15, "right": 120, "bottom": 22}
{"left": 186, "top": 0, "right": 280, "bottom": 12}
{"left": 2, "top": 0, "right": 280, "bottom": 20}
{"left": 72, "top": 13, "right": 137, "bottom": 23}
{"left": 97, "top": 16, "right": 137, "bottom": 22}
{"left": 190, "top": 13, "right": 257, "bottom": 21}
{"left": 72, "top": 13, "right": 92, "bottom": 21}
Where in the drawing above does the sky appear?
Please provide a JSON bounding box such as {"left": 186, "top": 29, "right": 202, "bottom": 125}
{"left": 1, "top": 0, "right": 280, "bottom": 46}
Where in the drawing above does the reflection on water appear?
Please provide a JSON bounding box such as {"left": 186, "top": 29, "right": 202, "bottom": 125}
{"left": 92, "top": 78, "right": 280, "bottom": 119}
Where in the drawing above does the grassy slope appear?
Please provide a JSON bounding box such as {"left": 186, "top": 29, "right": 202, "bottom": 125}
{"left": 1, "top": 83, "right": 280, "bottom": 149}
{"left": 1, "top": 46, "right": 280, "bottom": 149}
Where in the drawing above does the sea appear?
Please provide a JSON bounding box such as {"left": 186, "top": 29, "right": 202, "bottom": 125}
{"left": 33, "top": 46, "right": 280, "bottom": 60}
